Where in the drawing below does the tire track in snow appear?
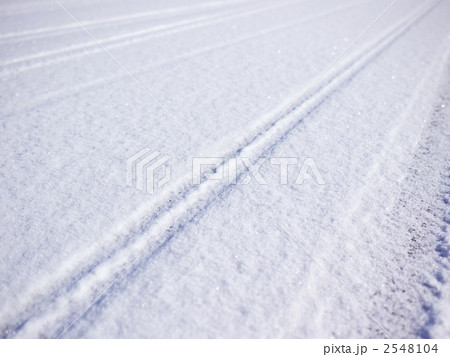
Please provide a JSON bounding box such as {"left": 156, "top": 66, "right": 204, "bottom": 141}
{"left": 0, "top": 0, "right": 254, "bottom": 44}
{"left": 288, "top": 44, "right": 450, "bottom": 338}
{"left": 0, "top": 0, "right": 302, "bottom": 78}
{"left": 0, "top": 4, "right": 250, "bottom": 65}
{"left": 0, "top": 0, "right": 439, "bottom": 338}
{"left": 346, "top": 49, "right": 450, "bottom": 225}
{"left": 0, "top": 0, "right": 371, "bottom": 119}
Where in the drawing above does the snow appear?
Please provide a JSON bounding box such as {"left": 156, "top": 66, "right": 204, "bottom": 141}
{"left": 0, "top": 0, "right": 449, "bottom": 338}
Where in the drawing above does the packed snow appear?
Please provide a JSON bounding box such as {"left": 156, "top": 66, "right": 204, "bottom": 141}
{"left": 0, "top": 0, "right": 449, "bottom": 338}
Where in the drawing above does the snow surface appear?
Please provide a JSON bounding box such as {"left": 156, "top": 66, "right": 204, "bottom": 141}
{"left": 0, "top": 0, "right": 449, "bottom": 338}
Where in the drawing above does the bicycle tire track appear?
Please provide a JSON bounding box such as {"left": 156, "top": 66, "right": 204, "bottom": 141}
{"left": 0, "top": 0, "right": 301, "bottom": 78}
{"left": 0, "top": 0, "right": 372, "bottom": 119}
{"left": 0, "top": 0, "right": 255, "bottom": 44}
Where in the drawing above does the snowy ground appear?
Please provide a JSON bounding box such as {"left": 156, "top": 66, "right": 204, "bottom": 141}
{"left": 0, "top": 0, "right": 449, "bottom": 338}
